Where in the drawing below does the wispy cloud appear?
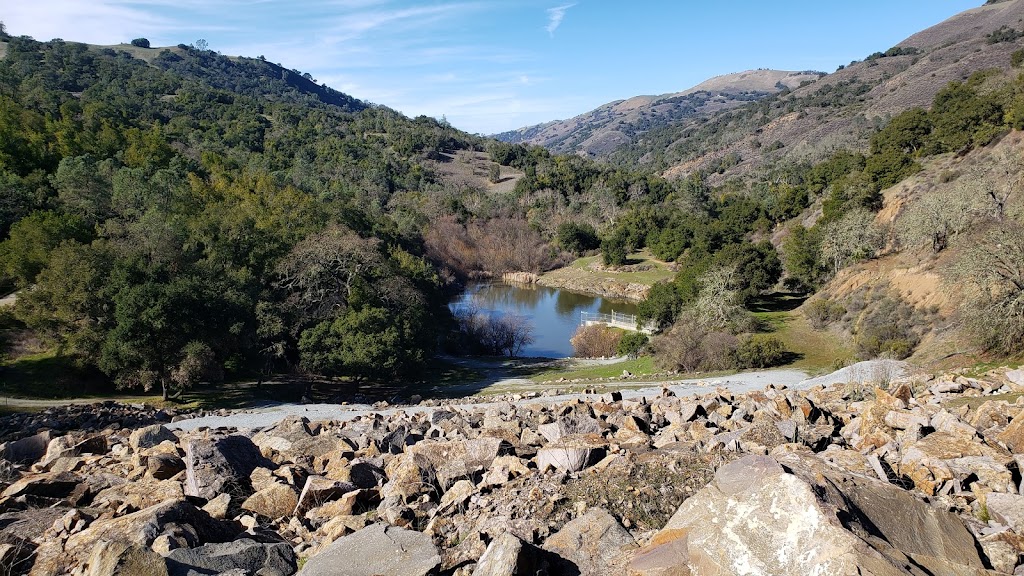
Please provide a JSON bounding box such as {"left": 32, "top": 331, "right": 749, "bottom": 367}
{"left": 545, "top": 3, "right": 575, "bottom": 37}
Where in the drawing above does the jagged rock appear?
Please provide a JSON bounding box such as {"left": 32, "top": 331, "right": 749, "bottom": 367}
{"left": 986, "top": 492, "right": 1024, "bottom": 533}
{"left": 130, "top": 425, "right": 178, "bottom": 451}
{"left": 30, "top": 499, "right": 238, "bottom": 576}
{"left": 84, "top": 540, "right": 168, "bottom": 576}
{"left": 628, "top": 454, "right": 997, "bottom": 576}
{"left": 536, "top": 433, "right": 606, "bottom": 472}
{"left": 2, "top": 431, "right": 52, "bottom": 464}
{"left": 2, "top": 471, "right": 83, "bottom": 500}
{"left": 294, "top": 475, "right": 357, "bottom": 515}
{"left": 298, "top": 523, "right": 440, "bottom": 576}
{"left": 544, "top": 508, "right": 637, "bottom": 575}
{"left": 998, "top": 408, "right": 1024, "bottom": 454}
{"left": 471, "top": 532, "right": 554, "bottom": 576}
{"left": 184, "top": 435, "right": 268, "bottom": 500}
{"left": 165, "top": 539, "right": 297, "bottom": 576}
{"left": 40, "top": 434, "right": 107, "bottom": 466}
{"left": 241, "top": 483, "right": 298, "bottom": 519}
{"left": 202, "top": 493, "right": 231, "bottom": 520}
{"left": 147, "top": 453, "right": 186, "bottom": 480}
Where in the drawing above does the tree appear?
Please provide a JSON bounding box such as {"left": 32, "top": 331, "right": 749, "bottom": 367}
{"left": 898, "top": 182, "right": 983, "bottom": 252}
{"left": 0, "top": 211, "right": 91, "bottom": 287}
{"left": 193, "top": 39, "right": 209, "bottom": 51}
{"left": 130, "top": 38, "right": 151, "bottom": 48}
{"left": 488, "top": 163, "right": 501, "bottom": 184}
{"left": 782, "top": 225, "right": 826, "bottom": 292}
{"left": 299, "top": 306, "right": 427, "bottom": 380}
{"left": 820, "top": 208, "right": 885, "bottom": 276}
{"left": 952, "top": 222, "right": 1024, "bottom": 354}
{"left": 692, "top": 266, "right": 744, "bottom": 331}
{"left": 983, "top": 149, "right": 1022, "bottom": 221}
{"left": 556, "top": 221, "right": 599, "bottom": 255}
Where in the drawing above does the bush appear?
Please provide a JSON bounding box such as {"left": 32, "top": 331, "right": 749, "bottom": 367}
{"left": 736, "top": 335, "right": 787, "bottom": 368}
{"left": 804, "top": 297, "right": 846, "bottom": 329}
{"left": 130, "top": 38, "right": 151, "bottom": 48}
{"left": 617, "top": 332, "right": 649, "bottom": 359}
{"left": 1012, "top": 49, "right": 1024, "bottom": 68}
{"left": 653, "top": 313, "right": 739, "bottom": 373}
{"left": 853, "top": 294, "right": 922, "bottom": 360}
{"left": 556, "top": 222, "right": 600, "bottom": 255}
{"left": 570, "top": 324, "right": 623, "bottom": 358}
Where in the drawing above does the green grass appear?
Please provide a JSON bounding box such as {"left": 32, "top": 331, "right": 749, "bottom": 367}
{"left": 750, "top": 293, "right": 853, "bottom": 375}
{"left": 551, "top": 249, "right": 676, "bottom": 286}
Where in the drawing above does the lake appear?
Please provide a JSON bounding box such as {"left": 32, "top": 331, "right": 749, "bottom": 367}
{"left": 450, "top": 282, "right": 641, "bottom": 358}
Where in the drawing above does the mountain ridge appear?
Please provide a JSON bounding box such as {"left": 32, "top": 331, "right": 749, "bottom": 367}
{"left": 493, "top": 69, "right": 824, "bottom": 157}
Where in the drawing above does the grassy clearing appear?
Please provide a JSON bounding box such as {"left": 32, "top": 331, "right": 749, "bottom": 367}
{"left": 750, "top": 293, "right": 853, "bottom": 375}
{"left": 545, "top": 249, "right": 676, "bottom": 287}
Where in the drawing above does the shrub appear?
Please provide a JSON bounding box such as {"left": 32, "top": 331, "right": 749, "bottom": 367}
{"left": 1012, "top": 49, "right": 1024, "bottom": 68}
{"left": 570, "top": 324, "right": 623, "bottom": 358}
{"left": 805, "top": 297, "right": 846, "bottom": 329}
{"left": 736, "top": 335, "right": 787, "bottom": 368}
{"left": 556, "top": 222, "right": 600, "bottom": 255}
{"left": 617, "top": 332, "right": 649, "bottom": 359}
{"left": 130, "top": 38, "right": 151, "bottom": 48}
{"left": 853, "top": 294, "right": 922, "bottom": 360}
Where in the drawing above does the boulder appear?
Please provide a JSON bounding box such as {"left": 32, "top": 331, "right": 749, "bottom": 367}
{"left": 472, "top": 532, "right": 553, "bottom": 576}
{"left": 147, "top": 453, "right": 186, "bottom": 480}
{"left": 297, "top": 523, "right": 440, "bottom": 576}
{"left": 84, "top": 540, "right": 168, "bottom": 576}
{"left": 184, "top": 435, "right": 268, "bottom": 500}
{"left": 544, "top": 508, "right": 637, "bottom": 576}
{"left": 536, "top": 433, "right": 606, "bottom": 473}
{"left": 1, "top": 431, "right": 52, "bottom": 464}
{"left": 30, "top": 499, "right": 238, "bottom": 576}
{"left": 628, "top": 454, "right": 998, "bottom": 576}
{"left": 241, "top": 483, "right": 298, "bottom": 519}
{"left": 130, "top": 425, "right": 178, "bottom": 451}
{"left": 165, "top": 539, "right": 297, "bottom": 576}
{"left": 294, "top": 475, "right": 357, "bottom": 516}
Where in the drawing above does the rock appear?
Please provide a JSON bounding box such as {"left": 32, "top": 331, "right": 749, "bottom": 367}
{"left": 298, "top": 523, "right": 441, "bottom": 576}
{"left": 130, "top": 425, "right": 178, "bottom": 451}
{"left": 2, "top": 431, "right": 52, "bottom": 464}
{"left": 2, "top": 471, "right": 83, "bottom": 500}
{"left": 294, "top": 475, "right": 357, "bottom": 515}
{"left": 630, "top": 454, "right": 998, "bottom": 576}
{"left": 472, "top": 532, "right": 552, "bottom": 576}
{"left": 84, "top": 540, "right": 169, "bottom": 576}
{"left": 437, "top": 479, "right": 474, "bottom": 514}
{"left": 536, "top": 433, "right": 606, "bottom": 473}
{"left": 147, "top": 453, "right": 186, "bottom": 480}
{"left": 184, "top": 435, "right": 268, "bottom": 500}
{"left": 241, "top": 483, "right": 298, "bottom": 519}
{"left": 999, "top": 408, "right": 1024, "bottom": 454}
{"left": 544, "top": 508, "right": 637, "bottom": 576}
{"left": 986, "top": 492, "right": 1024, "bottom": 533}
{"left": 30, "top": 499, "right": 238, "bottom": 576}
{"left": 165, "top": 539, "right": 297, "bottom": 576}
{"left": 202, "top": 493, "right": 232, "bottom": 520}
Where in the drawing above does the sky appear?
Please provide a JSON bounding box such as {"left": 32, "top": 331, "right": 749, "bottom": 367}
{"left": 2, "top": 0, "right": 983, "bottom": 134}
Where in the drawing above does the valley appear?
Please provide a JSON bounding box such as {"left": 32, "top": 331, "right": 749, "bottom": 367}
{"left": 1, "top": 1, "right": 1024, "bottom": 574}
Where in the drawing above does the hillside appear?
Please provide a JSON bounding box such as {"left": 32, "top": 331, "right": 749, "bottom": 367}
{"left": 494, "top": 69, "right": 823, "bottom": 158}
{"left": 629, "top": 0, "right": 1024, "bottom": 181}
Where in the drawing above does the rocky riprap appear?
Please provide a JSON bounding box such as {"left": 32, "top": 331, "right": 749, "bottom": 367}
{"left": 1, "top": 368, "right": 1024, "bottom": 575}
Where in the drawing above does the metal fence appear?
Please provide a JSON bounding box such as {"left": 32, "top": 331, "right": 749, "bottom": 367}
{"left": 580, "top": 311, "right": 657, "bottom": 334}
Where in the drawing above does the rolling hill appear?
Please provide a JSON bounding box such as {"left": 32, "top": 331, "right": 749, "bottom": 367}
{"left": 493, "top": 69, "right": 824, "bottom": 158}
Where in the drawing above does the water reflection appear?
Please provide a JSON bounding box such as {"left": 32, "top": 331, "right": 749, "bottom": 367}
{"left": 450, "top": 282, "right": 641, "bottom": 358}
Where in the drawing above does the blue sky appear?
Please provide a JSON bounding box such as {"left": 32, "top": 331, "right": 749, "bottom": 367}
{"left": 3, "top": 1, "right": 982, "bottom": 134}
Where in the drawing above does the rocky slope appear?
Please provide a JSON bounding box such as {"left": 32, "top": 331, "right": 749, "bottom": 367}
{"left": 3, "top": 366, "right": 1024, "bottom": 574}
{"left": 493, "top": 70, "right": 823, "bottom": 158}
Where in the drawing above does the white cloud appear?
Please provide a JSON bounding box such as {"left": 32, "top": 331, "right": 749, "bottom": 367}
{"left": 545, "top": 3, "right": 575, "bottom": 37}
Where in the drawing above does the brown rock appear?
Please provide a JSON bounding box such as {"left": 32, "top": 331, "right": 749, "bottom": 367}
{"left": 241, "top": 483, "right": 298, "bottom": 519}
{"left": 544, "top": 508, "right": 637, "bottom": 576}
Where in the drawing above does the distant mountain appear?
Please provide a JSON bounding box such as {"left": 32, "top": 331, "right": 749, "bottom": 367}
{"left": 621, "top": 0, "right": 1024, "bottom": 181}
{"left": 493, "top": 70, "right": 824, "bottom": 157}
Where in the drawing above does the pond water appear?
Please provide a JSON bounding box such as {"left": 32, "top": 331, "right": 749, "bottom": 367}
{"left": 450, "top": 282, "right": 641, "bottom": 358}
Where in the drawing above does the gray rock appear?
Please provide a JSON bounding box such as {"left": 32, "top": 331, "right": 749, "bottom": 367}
{"left": 472, "top": 532, "right": 554, "bottom": 576}
{"left": 85, "top": 540, "right": 169, "bottom": 576}
{"left": 2, "top": 431, "right": 52, "bottom": 464}
{"left": 297, "top": 523, "right": 440, "bottom": 576}
{"left": 986, "top": 492, "right": 1024, "bottom": 533}
{"left": 130, "top": 425, "right": 178, "bottom": 451}
{"left": 544, "top": 508, "right": 637, "bottom": 576}
{"left": 629, "top": 453, "right": 998, "bottom": 576}
{"left": 165, "top": 539, "right": 296, "bottom": 576}
{"left": 184, "top": 435, "right": 268, "bottom": 500}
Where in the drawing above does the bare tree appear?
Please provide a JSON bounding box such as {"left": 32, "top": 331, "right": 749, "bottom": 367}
{"left": 898, "top": 182, "right": 984, "bottom": 252}
{"left": 693, "top": 266, "right": 743, "bottom": 331}
{"left": 951, "top": 221, "right": 1024, "bottom": 353}
{"left": 983, "top": 148, "right": 1023, "bottom": 221}
{"left": 820, "top": 208, "right": 886, "bottom": 275}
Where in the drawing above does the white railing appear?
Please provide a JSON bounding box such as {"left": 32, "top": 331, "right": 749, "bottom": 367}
{"left": 580, "top": 311, "right": 657, "bottom": 334}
